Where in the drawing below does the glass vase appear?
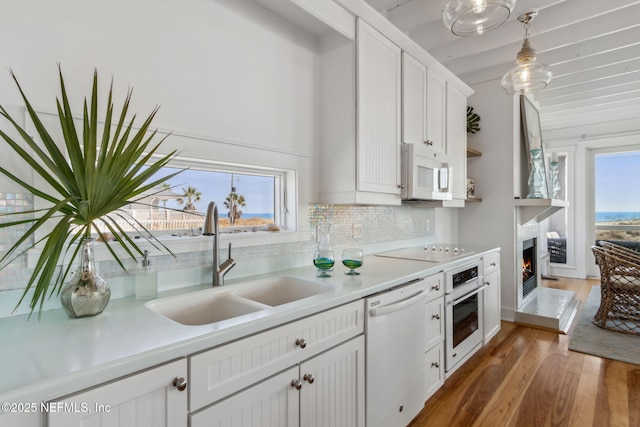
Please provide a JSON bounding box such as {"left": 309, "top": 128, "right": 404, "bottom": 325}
{"left": 527, "top": 149, "right": 548, "bottom": 199}
{"left": 549, "top": 161, "right": 560, "bottom": 199}
{"left": 313, "top": 223, "right": 335, "bottom": 277}
{"left": 60, "top": 237, "right": 111, "bottom": 318}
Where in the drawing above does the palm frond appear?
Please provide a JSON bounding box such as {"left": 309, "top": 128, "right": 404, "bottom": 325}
{"left": 0, "top": 69, "right": 181, "bottom": 317}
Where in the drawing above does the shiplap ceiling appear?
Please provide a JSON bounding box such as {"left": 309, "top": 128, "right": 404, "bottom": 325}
{"left": 365, "top": 0, "right": 640, "bottom": 137}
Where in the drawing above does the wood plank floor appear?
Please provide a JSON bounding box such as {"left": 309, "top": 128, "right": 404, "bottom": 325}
{"left": 409, "top": 277, "right": 640, "bottom": 427}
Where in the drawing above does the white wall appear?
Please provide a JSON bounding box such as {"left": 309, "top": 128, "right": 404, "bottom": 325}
{"left": 0, "top": 0, "right": 318, "bottom": 211}
{"left": 459, "top": 79, "right": 519, "bottom": 320}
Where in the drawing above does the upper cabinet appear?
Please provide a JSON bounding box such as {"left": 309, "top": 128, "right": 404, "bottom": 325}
{"left": 447, "top": 85, "right": 468, "bottom": 201}
{"left": 402, "top": 53, "right": 447, "bottom": 159}
{"left": 356, "top": 19, "right": 402, "bottom": 197}
{"left": 318, "top": 18, "right": 402, "bottom": 205}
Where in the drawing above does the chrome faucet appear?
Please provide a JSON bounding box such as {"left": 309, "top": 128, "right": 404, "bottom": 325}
{"left": 203, "top": 201, "right": 236, "bottom": 286}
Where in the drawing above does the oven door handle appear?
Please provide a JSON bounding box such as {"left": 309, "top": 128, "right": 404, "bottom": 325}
{"left": 447, "top": 285, "right": 488, "bottom": 306}
{"left": 369, "top": 289, "right": 428, "bottom": 317}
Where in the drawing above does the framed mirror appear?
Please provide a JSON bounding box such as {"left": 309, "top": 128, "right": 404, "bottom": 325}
{"left": 520, "top": 95, "right": 549, "bottom": 198}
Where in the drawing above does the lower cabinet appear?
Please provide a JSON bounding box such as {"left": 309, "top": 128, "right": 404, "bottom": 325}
{"left": 47, "top": 358, "right": 188, "bottom": 427}
{"left": 483, "top": 250, "right": 501, "bottom": 343}
{"left": 191, "top": 336, "right": 365, "bottom": 427}
{"left": 423, "top": 288, "right": 444, "bottom": 402}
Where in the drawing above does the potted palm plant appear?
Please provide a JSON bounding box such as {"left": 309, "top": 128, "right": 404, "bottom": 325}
{"left": 0, "top": 68, "right": 182, "bottom": 318}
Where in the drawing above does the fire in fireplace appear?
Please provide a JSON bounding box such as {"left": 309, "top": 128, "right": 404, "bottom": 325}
{"left": 522, "top": 238, "right": 537, "bottom": 299}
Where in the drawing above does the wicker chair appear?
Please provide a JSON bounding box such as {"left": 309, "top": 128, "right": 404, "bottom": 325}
{"left": 600, "top": 241, "right": 640, "bottom": 264}
{"left": 591, "top": 246, "right": 640, "bottom": 335}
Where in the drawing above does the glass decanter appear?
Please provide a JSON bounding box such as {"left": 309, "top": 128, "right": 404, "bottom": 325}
{"left": 313, "top": 223, "right": 335, "bottom": 277}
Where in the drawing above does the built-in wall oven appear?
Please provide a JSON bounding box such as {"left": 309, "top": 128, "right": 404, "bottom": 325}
{"left": 445, "top": 260, "right": 486, "bottom": 373}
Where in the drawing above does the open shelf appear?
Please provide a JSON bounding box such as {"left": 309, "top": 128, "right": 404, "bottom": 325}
{"left": 466, "top": 147, "right": 482, "bottom": 157}
{"left": 515, "top": 199, "right": 569, "bottom": 225}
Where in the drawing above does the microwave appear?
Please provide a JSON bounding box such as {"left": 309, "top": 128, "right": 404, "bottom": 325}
{"left": 401, "top": 143, "right": 452, "bottom": 201}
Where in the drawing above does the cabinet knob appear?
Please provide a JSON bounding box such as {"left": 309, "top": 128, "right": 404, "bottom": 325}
{"left": 291, "top": 379, "right": 303, "bottom": 390}
{"left": 484, "top": 281, "right": 490, "bottom": 286}
{"left": 431, "top": 362, "right": 440, "bottom": 368}
{"left": 303, "top": 373, "right": 315, "bottom": 384}
{"left": 432, "top": 284, "right": 440, "bottom": 291}
{"left": 490, "top": 262, "right": 497, "bottom": 267}
{"left": 432, "top": 313, "right": 441, "bottom": 320}
{"left": 172, "top": 377, "right": 187, "bottom": 392}
{"left": 397, "top": 184, "right": 405, "bottom": 189}
{"left": 424, "top": 140, "right": 433, "bottom": 146}
{"left": 295, "top": 338, "right": 307, "bottom": 349}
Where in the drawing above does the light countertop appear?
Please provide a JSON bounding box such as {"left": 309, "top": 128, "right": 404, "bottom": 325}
{"left": 0, "top": 245, "right": 498, "bottom": 404}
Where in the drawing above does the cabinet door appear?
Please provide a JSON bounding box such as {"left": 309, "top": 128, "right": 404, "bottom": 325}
{"left": 402, "top": 52, "right": 427, "bottom": 146}
{"left": 356, "top": 19, "right": 401, "bottom": 195}
{"left": 299, "top": 336, "right": 365, "bottom": 427}
{"left": 190, "top": 367, "right": 299, "bottom": 427}
{"left": 48, "top": 359, "right": 187, "bottom": 427}
{"left": 483, "top": 269, "right": 501, "bottom": 343}
{"left": 446, "top": 84, "right": 467, "bottom": 200}
{"left": 425, "top": 297, "right": 444, "bottom": 350}
{"left": 426, "top": 70, "right": 447, "bottom": 156}
{"left": 424, "top": 342, "right": 444, "bottom": 402}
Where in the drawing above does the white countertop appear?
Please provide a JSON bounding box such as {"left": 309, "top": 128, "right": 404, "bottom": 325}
{"left": 0, "top": 245, "right": 498, "bottom": 404}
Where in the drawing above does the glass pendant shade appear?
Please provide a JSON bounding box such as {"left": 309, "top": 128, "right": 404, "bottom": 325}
{"left": 443, "top": 0, "right": 516, "bottom": 36}
{"left": 501, "top": 12, "right": 552, "bottom": 94}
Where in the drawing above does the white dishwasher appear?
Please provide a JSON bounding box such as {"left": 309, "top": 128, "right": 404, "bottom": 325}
{"left": 366, "top": 277, "right": 429, "bottom": 427}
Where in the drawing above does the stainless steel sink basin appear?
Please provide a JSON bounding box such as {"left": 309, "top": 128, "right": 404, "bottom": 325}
{"left": 232, "top": 277, "right": 334, "bottom": 306}
{"left": 146, "top": 277, "right": 334, "bottom": 326}
{"left": 146, "top": 293, "right": 267, "bottom": 326}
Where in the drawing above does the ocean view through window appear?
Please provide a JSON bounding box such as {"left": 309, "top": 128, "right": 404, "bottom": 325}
{"left": 595, "top": 150, "right": 640, "bottom": 243}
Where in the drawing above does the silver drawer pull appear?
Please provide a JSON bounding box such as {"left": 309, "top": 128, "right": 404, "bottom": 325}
{"left": 172, "top": 377, "right": 187, "bottom": 392}
{"left": 432, "top": 314, "right": 441, "bottom": 320}
{"left": 303, "top": 374, "right": 315, "bottom": 384}
{"left": 431, "top": 362, "right": 439, "bottom": 368}
{"left": 295, "top": 338, "right": 307, "bottom": 349}
{"left": 291, "top": 379, "right": 302, "bottom": 390}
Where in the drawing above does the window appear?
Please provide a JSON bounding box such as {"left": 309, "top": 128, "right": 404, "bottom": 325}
{"left": 113, "top": 158, "right": 291, "bottom": 236}
{"left": 595, "top": 150, "right": 640, "bottom": 243}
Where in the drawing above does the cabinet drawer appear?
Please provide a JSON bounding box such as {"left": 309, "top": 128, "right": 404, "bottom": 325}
{"left": 425, "top": 297, "right": 444, "bottom": 350}
{"left": 483, "top": 251, "right": 500, "bottom": 275}
{"left": 190, "top": 300, "right": 365, "bottom": 411}
{"left": 424, "top": 272, "right": 444, "bottom": 301}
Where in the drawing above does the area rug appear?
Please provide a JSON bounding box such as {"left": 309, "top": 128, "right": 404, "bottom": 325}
{"left": 569, "top": 286, "right": 640, "bottom": 365}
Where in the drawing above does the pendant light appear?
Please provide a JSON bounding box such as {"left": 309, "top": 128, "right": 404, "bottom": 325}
{"left": 443, "top": 0, "right": 516, "bottom": 36}
{"left": 501, "top": 11, "right": 552, "bottom": 94}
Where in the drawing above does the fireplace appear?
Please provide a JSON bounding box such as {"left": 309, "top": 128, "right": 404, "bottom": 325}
{"left": 522, "top": 238, "right": 537, "bottom": 299}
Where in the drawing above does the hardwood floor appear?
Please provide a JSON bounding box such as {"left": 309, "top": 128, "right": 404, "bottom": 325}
{"left": 409, "top": 277, "right": 640, "bottom": 427}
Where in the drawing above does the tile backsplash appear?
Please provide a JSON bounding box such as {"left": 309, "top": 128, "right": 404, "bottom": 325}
{"left": 0, "top": 201, "right": 436, "bottom": 317}
{"left": 0, "top": 193, "right": 34, "bottom": 291}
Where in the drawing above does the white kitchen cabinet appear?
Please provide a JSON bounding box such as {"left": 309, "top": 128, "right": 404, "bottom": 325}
{"left": 483, "top": 250, "right": 501, "bottom": 343}
{"left": 190, "top": 367, "right": 300, "bottom": 427}
{"left": 47, "top": 359, "right": 187, "bottom": 427}
{"left": 190, "top": 300, "right": 364, "bottom": 411}
{"left": 423, "top": 273, "right": 445, "bottom": 402}
{"left": 402, "top": 52, "right": 447, "bottom": 160}
{"left": 446, "top": 84, "right": 468, "bottom": 201}
{"left": 356, "top": 18, "right": 402, "bottom": 197}
{"left": 299, "top": 336, "right": 365, "bottom": 427}
{"left": 192, "top": 336, "right": 364, "bottom": 427}
{"left": 426, "top": 69, "right": 447, "bottom": 157}
{"left": 0, "top": 412, "right": 42, "bottom": 427}
{"left": 318, "top": 18, "right": 401, "bottom": 205}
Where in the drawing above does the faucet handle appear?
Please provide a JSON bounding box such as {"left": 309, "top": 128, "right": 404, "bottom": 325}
{"left": 227, "top": 242, "right": 232, "bottom": 259}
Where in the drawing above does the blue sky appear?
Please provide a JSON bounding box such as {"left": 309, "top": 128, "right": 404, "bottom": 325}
{"left": 595, "top": 151, "right": 640, "bottom": 212}
{"left": 150, "top": 167, "right": 274, "bottom": 215}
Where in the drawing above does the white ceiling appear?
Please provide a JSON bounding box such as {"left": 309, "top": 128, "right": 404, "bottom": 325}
{"left": 365, "top": 0, "right": 640, "bottom": 139}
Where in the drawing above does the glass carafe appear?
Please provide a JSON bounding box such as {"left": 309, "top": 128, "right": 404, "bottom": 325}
{"left": 313, "top": 223, "right": 335, "bottom": 277}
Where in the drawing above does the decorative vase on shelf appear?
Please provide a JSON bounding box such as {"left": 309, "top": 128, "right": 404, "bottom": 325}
{"left": 527, "top": 149, "right": 548, "bottom": 199}
{"left": 60, "top": 237, "right": 111, "bottom": 318}
{"left": 313, "top": 223, "right": 335, "bottom": 277}
{"left": 549, "top": 161, "right": 561, "bottom": 199}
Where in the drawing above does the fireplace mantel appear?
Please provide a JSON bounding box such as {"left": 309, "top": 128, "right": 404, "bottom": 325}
{"left": 515, "top": 199, "right": 569, "bottom": 225}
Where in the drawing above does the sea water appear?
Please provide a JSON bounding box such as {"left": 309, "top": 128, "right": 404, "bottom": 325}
{"left": 595, "top": 212, "right": 640, "bottom": 222}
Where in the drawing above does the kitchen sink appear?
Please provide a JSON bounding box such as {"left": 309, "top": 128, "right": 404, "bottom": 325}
{"left": 232, "top": 277, "right": 334, "bottom": 306}
{"left": 146, "top": 277, "right": 335, "bottom": 326}
{"left": 146, "top": 293, "right": 268, "bottom": 326}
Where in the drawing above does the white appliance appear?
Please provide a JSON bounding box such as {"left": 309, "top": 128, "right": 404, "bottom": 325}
{"left": 401, "top": 143, "right": 452, "bottom": 201}
{"left": 444, "top": 261, "right": 485, "bottom": 373}
{"left": 366, "top": 278, "right": 429, "bottom": 427}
